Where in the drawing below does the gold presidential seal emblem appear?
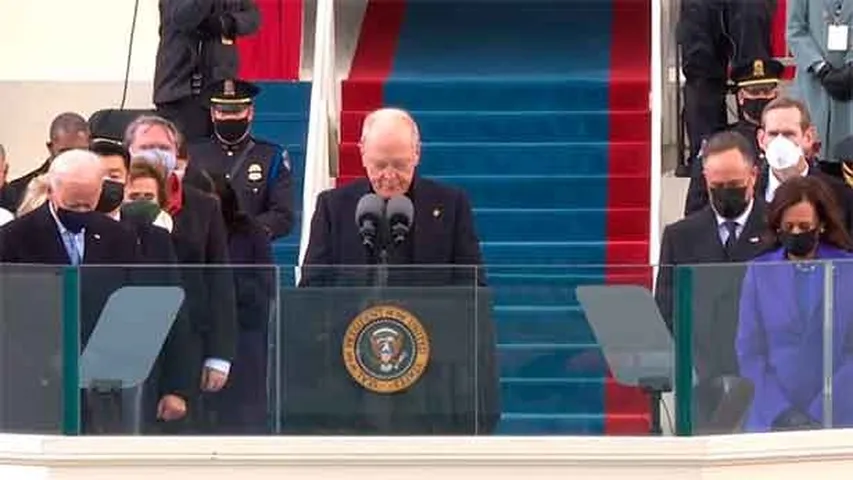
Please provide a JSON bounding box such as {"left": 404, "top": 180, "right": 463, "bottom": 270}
{"left": 342, "top": 304, "right": 430, "bottom": 394}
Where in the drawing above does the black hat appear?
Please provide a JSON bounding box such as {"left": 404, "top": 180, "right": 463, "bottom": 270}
{"left": 730, "top": 58, "right": 785, "bottom": 88}
{"left": 205, "top": 79, "right": 260, "bottom": 112}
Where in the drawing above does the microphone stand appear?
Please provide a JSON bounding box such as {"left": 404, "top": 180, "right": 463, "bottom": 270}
{"left": 377, "top": 247, "right": 389, "bottom": 288}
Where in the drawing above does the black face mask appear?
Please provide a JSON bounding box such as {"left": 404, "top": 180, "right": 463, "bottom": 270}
{"left": 96, "top": 180, "right": 125, "bottom": 214}
{"left": 214, "top": 119, "right": 250, "bottom": 144}
{"left": 710, "top": 186, "right": 749, "bottom": 219}
{"left": 56, "top": 208, "right": 92, "bottom": 234}
{"left": 780, "top": 229, "right": 819, "bottom": 257}
{"left": 741, "top": 98, "right": 772, "bottom": 122}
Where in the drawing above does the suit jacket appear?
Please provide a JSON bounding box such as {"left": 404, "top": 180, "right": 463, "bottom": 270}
{"left": 301, "top": 177, "right": 484, "bottom": 286}
{"left": 117, "top": 217, "right": 196, "bottom": 401}
{"left": 655, "top": 202, "right": 771, "bottom": 381}
{"left": 0, "top": 203, "right": 139, "bottom": 265}
{"left": 737, "top": 244, "right": 853, "bottom": 432}
{"left": 226, "top": 216, "right": 274, "bottom": 331}
{"left": 757, "top": 166, "right": 853, "bottom": 234}
{"left": 171, "top": 184, "right": 237, "bottom": 363}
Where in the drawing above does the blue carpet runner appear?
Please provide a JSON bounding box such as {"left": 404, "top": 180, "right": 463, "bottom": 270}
{"left": 340, "top": 0, "right": 652, "bottom": 434}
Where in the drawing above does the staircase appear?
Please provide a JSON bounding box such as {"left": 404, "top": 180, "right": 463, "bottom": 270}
{"left": 250, "top": 82, "right": 312, "bottom": 283}
{"left": 340, "top": 0, "right": 652, "bottom": 434}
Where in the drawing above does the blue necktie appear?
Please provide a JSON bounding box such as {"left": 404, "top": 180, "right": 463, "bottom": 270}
{"left": 63, "top": 231, "right": 80, "bottom": 265}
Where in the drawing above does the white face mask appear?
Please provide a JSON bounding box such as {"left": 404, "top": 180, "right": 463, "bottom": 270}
{"left": 765, "top": 135, "right": 803, "bottom": 171}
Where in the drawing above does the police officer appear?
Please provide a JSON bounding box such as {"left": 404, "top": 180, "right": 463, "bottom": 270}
{"left": 677, "top": 0, "right": 776, "bottom": 176}
{"left": 187, "top": 79, "right": 294, "bottom": 240}
{"left": 684, "top": 57, "right": 783, "bottom": 216}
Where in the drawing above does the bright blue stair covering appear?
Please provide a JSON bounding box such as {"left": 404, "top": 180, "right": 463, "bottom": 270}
{"left": 252, "top": 81, "right": 311, "bottom": 285}
{"left": 372, "top": 0, "right": 627, "bottom": 434}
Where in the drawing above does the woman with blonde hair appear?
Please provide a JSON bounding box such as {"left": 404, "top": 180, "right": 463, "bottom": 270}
{"left": 16, "top": 174, "right": 49, "bottom": 217}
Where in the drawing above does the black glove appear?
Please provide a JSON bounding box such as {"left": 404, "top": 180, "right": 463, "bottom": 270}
{"left": 198, "top": 14, "right": 236, "bottom": 39}
{"left": 771, "top": 408, "right": 822, "bottom": 431}
{"left": 818, "top": 64, "right": 853, "bottom": 102}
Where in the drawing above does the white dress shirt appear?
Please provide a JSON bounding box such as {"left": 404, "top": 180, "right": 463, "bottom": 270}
{"left": 0, "top": 207, "right": 13, "bottom": 226}
{"left": 49, "top": 203, "right": 85, "bottom": 262}
{"left": 714, "top": 199, "right": 754, "bottom": 245}
{"left": 766, "top": 163, "right": 809, "bottom": 204}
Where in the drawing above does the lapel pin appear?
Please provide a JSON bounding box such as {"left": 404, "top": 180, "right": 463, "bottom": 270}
{"left": 93, "top": 233, "right": 101, "bottom": 240}
{"left": 749, "top": 236, "right": 759, "bottom": 243}
{"left": 433, "top": 208, "right": 441, "bottom": 218}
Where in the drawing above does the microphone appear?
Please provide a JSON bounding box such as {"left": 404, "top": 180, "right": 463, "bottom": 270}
{"left": 355, "top": 193, "right": 386, "bottom": 251}
{"left": 386, "top": 195, "right": 414, "bottom": 245}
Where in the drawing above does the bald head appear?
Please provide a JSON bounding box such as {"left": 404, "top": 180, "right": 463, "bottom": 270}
{"left": 359, "top": 108, "right": 421, "bottom": 198}
{"left": 48, "top": 112, "right": 90, "bottom": 157}
{"left": 48, "top": 149, "right": 104, "bottom": 213}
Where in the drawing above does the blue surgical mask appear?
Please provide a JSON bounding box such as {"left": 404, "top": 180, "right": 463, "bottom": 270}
{"left": 132, "top": 148, "right": 177, "bottom": 173}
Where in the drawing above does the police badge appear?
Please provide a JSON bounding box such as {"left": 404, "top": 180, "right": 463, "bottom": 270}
{"left": 342, "top": 305, "right": 431, "bottom": 394}
{"left": 247, "top": 163, "right": 263, "bottom": 182}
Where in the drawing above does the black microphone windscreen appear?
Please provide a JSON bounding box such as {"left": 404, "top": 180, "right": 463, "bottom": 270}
{"left": 386, "top": 195, "right": 414, "bottom": 226}
{"left": 355, "top": 193, "right": 386, "bottom": 227}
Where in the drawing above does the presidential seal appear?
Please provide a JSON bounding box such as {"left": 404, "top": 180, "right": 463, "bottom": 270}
{"left": 342, "top": 304, "right": 430, "bottom": 394}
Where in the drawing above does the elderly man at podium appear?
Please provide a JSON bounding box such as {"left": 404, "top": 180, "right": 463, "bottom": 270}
{"left": 301, "top": 107, "right": 483, "bottom": 286}
{"left": 289, "top": 108, "right": 498, "bottom": 436}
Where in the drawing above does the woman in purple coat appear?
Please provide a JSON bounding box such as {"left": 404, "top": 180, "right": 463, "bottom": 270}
{"left": 737, "top": 176, "right": 853, "bottom": 432}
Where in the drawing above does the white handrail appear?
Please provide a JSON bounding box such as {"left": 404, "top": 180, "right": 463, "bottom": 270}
{"left": 298, "top": 0, "right": 338, "bottom": 274}
{"left": 649, "top": 0, "right": 663, "bottom": 285}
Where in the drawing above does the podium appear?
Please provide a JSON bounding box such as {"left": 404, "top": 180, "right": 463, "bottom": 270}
{"left": 278, "top": 285, "right": 500, "bottom": 435}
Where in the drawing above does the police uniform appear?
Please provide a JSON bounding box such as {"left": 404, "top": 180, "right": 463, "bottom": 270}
{"left": 684, "top": 58, "right": 783, "bottom": 217}
{"left": 677, "top": 0, "right": 775, "bottom": 174}
{"left": 186, "top": 79, "right": 294, "bottom": 240}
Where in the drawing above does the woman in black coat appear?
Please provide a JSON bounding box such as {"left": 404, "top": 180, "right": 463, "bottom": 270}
{"left": 206, "top": 173, "right": 275, "bottom": 434}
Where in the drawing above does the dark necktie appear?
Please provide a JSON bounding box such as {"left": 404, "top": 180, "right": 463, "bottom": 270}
{"left": 723, "top": 221, "right": 739, "bottom": 255}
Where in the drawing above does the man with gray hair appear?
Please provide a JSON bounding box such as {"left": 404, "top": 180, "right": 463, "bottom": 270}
{"left": 125, "top": 114, "right": 237, "bottom": 415}
{"left": 296, "top": 108, "right": 498, "bottom": 435}
{"left": 303, "top": 107, "right": 483, "bottom": 274}
{"left": 0, "top": 149, "right": 139, "bottom": 264}
{"left": 0, "top": 112, "right": 91, "bottom": 212}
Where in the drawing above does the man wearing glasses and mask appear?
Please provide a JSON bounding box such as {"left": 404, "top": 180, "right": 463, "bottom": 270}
{"left": 685, "top": 58, "right": 784, "bottom": 216}
{"left": 186, "top": 79, "right": 293, "bottom": 240}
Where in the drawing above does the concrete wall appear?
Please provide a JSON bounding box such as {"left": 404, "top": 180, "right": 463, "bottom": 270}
{"left": 3, "top": 432, "right": 853, "bottom": 479}
{"left": 0, "top": 0, "right": 159, "bottom": 178}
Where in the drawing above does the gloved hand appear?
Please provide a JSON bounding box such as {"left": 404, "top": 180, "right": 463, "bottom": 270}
{"left": 771, "top": 408, "right": 822, "bottom": 431}
{"left": 816, "top": 63, "right": 853, "bottom": 102}
{"left": 198, "top": 14, "right": 236, "bottom": 39}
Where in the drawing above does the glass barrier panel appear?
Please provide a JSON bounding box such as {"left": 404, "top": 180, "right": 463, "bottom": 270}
{"left": 0, "top": 265, "right": 71, "bottom": 434}
{"left": 279, "top": 265, "right": 486, "bottom": 435}
{"left": 75, "top": 265, "right": 277, "bottom": 436}
{"left": 483, "top": 265, "right": 662, "bottom": 436}
{"left": 678, "top": 259, "right": 853, "bottom": 436}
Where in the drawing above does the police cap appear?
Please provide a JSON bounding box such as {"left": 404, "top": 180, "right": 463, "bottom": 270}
{"left": 205, "top": 79, "right": 260, "bottom": 113}
{"left": 730, "top": 58, "right": 784, "bottom": 88}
